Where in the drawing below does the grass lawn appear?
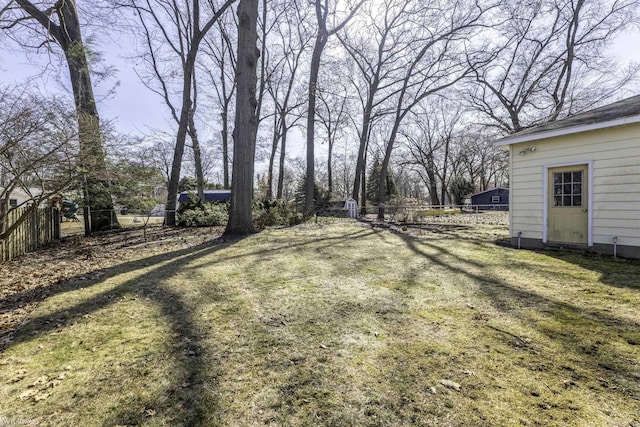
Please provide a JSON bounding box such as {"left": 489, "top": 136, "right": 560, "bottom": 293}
{"left": 60, "top": 215, "right": 164, "bottom": 237}
{"left": 1, "top": 220, "right": 639, "bottom": 426}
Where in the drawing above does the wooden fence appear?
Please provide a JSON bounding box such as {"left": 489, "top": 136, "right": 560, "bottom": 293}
{"left": 0, "top": 207, "right": 60, "bottom": 262}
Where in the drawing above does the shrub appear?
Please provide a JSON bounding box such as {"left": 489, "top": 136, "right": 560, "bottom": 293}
{"left": 253, "top": 199, "right": 302, "bottom": 229}
{"left": 177, "top": 200, "right": 228, "bottom": 227}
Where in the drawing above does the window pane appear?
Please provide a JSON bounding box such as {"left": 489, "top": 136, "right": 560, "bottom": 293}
{"left": 564, "top": 196, "right": 572, "bottom": 206}
{"left": 554, "top": 196, "right": 562, "bottom": 206}
{"left": 572, "top": 184, "right": 582, "bottom": 195}
{"left": 573, "top": 195, "right": 582, "bottom": 206}
{"left": 563, "top": 184, "right": 572, "bottom": 194}
{"left": 554, "top": 185, "right": 563, "bottom": 195}
{"left": 554, "top": 173, "right": 562, "bottom": 184}
{"left": 563, "top": 172, "right": 572, "bottom": 182}
{"left": 573, "top": 171, "right": 583, "bottom": 183}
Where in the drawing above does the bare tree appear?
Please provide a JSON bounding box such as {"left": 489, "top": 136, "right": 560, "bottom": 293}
{"left": 468, "top": 0, "right": 640, "bottom": 134}
{"left": 374, "top": 1, "right": 494, "bottom": 219}
{"left": 0, "top": 87, "right": 79, "bottom": 239}
{"left": 1, "top": 0, "right": 120, "bottom": 232}
{"left": 338, "top": 0, "right": 419, "bottom": 209}
{"left": 202, "top": 13, "right": 237, "bottom": 189}
{"left": 304, "top": 0, "right": 365, "bottom": 218}
{"left": 400, "top": 100, "right": 463, "bottom": 205}
{"left": 225, "top": 0, "right": 259, "bottom": 235}
{"left": 264, "top": 0, "right": 311, "bottom": 200}
{"left": 316, "top": 81, "right": 349, "bottom": 198}
{"left": 118, "top": 0, "right": 236, "bottom": 226}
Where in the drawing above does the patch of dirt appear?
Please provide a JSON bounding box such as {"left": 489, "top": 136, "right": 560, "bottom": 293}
{"left": 0, "top": 225, "right": 224, "bottom": 351}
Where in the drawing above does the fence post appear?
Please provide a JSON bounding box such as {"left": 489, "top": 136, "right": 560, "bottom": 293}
{"left": 83, "top": 206, "right": 91, "bottom": 236}
{"left": 53, "top": 207, "right": 60, "bottom": 239}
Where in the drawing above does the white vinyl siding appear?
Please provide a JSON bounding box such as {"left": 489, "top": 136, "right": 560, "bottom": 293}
{"left": 509, "top": 123, "right": 640, "bottom": 247}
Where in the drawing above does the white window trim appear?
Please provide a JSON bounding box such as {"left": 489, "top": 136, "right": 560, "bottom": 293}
{"left": 542, "top": 160, "right": 593, "bottom": 246}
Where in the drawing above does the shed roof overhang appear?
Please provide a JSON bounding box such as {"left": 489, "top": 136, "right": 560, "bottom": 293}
{"left": 495, "top": 114, "right": 640, "bottom": 147}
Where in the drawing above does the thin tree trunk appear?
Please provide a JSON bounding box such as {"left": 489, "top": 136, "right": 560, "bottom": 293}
{"left": 221, "top": 108, "right": 230, "bottom": 189}
{"left": 327, "top": 136, "right": 334, "bottom": 197}
{"left": 352, "top": 109, "right": 372, "bottom": 202}
{"left": 440, "top": 138, "right": 450, "bottom": 205}
{"left": 188, "top": 115, "right": 205, "bottom": 201}
{"left": 165, "top": 57, "right": 195, "bottom": 226}
{"left": 276, "top": 119, "right": 288, "bottom": 200}
{"left": 266, "top": 113, "right": 281, "bottom": 200}
{"left": 360, "top": 148, "right": 367, "bottom": 214}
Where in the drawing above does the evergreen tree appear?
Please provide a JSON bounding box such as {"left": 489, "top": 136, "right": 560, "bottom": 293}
{"left": 449, "top": 176, "right": 473, "bottom": 206}
{"left": 366, "top": 157, "right": 397, "bottom": 205}
{"left": 294, "top": 178, "right": 329, "bottom": 214}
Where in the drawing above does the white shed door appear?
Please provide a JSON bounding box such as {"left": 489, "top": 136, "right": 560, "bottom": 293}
{"left": 547, "top": 165, "right": 588, "bottom": 245}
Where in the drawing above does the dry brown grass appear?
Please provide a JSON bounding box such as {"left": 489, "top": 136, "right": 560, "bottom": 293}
{"left": 1, "top": 219, "right": 639, "bottom": 426}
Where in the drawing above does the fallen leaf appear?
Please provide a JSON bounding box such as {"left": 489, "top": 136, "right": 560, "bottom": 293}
{"left": 440, "top": 379, "right": 461, "bottom": 392}
{"left": 19, "top": 389, "right": 38, "bottom": 400}
{"left": 34, "top": 392, "right": 51, "bottom": 401}
{"left": 31, "top": 376, "right": 48, "bottom": 387}
{"left": 9, "top": 369, "right": 27, "bottom": 383}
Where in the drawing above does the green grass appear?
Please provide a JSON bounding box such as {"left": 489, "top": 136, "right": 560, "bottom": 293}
{"left": 1, "top": 220, "right": 639, "bottom": 426}
{"left": 60, "top": 214, "right": 164, "bottom": 237}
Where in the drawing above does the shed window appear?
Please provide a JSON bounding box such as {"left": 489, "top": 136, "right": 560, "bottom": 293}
{"left": 552, "top": 171, "right": 583, "bottom": 207}
{"left": 9, "top": 198, "right": 18, "bottom": 207}
{"left": 491, "top": 195, "right": 500, "bottom": 203}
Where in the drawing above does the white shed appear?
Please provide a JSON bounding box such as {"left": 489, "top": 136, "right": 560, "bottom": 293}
{"left": 495, "top": 95, "right": 640, "bottom": 259}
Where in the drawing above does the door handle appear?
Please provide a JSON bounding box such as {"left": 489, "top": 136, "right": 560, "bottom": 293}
{"left": 582, "top": 209, "right": 588, "bottom": 212}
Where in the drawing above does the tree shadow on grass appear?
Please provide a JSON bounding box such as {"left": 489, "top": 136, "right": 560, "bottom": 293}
{"left": 1, "top": 225, "right": 377, "bottom": 425}
{"left": 391, "top": 231, "right": 640, "bottom": 402}
{"left": 542, "top": 250, "right": 640, "bottom": 290}
{"left": 4, "top": 238, "right": 238, "bottom": 425}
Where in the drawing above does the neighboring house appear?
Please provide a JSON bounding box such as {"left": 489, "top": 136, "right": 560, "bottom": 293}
{"left": 495, "top": 94, "right": 640, "bottom": 258}
{"left": 178, "top": 190, "right": 232, "bottom": 205}
{"left": 466, "top": 188, "right": 509, "bottom": 211}
{"left": 0, "top": 187, "right": 43, "bottom": 208}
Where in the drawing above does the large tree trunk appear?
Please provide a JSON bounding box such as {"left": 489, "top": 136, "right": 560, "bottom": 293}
{"left": 225, "top": 0, "right": 259, "bottom": 235}
{"left": 304, "top": 34, "right": 327, "bottom": 218}
{"left": 15, "top": 0, "right": 119, "bottom": 233}
{"left": 56, "top": 1, "right": 119, "bottom": 232}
